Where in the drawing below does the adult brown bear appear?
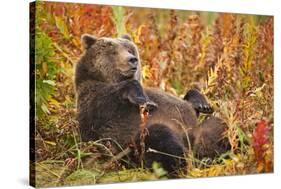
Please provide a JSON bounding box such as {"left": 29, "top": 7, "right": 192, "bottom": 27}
{"left": 74, "top": 34, "right": 230, "bottom": 175}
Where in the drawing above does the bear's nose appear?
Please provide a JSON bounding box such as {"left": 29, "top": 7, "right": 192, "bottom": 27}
{"left": 128, "top": 56, "right": 138, "bottom": 65}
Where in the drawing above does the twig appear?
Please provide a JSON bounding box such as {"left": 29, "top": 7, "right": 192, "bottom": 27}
{"left": 36, "top": 162, "right": 60, "bottom": 178}
{"left": 139, "top": 106, "right": 149, "bottom": 167}
{"left": 173, "top": 106, "right": 193, "bottom": 152}
{"left": 52, "top": 43, "right": 76, "bottom": 65}
{"left": 147, "top": 148, "right": 186, "bottom": 160}
{"left": 147, "top": 148, "right": 210, "bottom": 166}
{"left": 103, "top": 147, "right": 132, "bottom": 170}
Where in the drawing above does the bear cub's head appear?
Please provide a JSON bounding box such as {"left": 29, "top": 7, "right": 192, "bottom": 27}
{"left": 76, "top": 34, "right": 141, "bottom": 85}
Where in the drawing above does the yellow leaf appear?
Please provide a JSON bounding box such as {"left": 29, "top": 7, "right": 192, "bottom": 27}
{"left": 45, "top": 140, "right": 56, "bottom": 146}
{"left": 49, "top": 98, "right": 60, "bottom": 107}
{"left": 42, "top": 62, "right": 48, "bottom": 75}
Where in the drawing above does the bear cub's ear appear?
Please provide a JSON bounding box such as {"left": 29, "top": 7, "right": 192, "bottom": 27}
{"left": 121, "top": 34, "right": 132, "bottom": 41}
{"left": 81, "top": 34, "right": 97, "bottom": 49}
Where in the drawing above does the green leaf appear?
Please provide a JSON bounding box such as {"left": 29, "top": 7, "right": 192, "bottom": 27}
{"left": 80, "top": 152, "right": 94, "bottom": 158}
{"left": 112, "top": 6, "right": 126, "bottom": 37}
{"left": 41, "top": 103, "right": 50, "bottom": 114}
{"left": 43, "top": 80, "right": 56, "bottom": 86}
{"left": 55, "top": 16, "right": 70, "bottom": 39}
{"left": 152, "top": 162, "right": 167, "bottom": 178}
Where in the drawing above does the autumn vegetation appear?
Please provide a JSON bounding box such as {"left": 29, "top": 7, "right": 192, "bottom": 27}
{"left": 31, "top": 1, "right": 273, "bottom": 187}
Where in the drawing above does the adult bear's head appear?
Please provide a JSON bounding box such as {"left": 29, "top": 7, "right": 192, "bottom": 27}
{"left": 75, "top": 34, "right": 141, "bottom": 85}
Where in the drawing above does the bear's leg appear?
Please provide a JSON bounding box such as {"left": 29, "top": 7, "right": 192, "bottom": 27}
{"left": 192, "top": 116, "right": 231, "bottom": 159}
{"left": 135, "top": 124, "right": 186, "bottom": 176}
{"left": 183, "top": 88, "right": 213, "bottom": 116}
{"left": 119, "top": 80, "right": 158, "bottom": 112}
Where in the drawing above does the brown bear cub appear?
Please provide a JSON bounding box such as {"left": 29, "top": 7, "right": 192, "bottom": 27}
{"left": 74, "top": 34, "right": 230, "bottom": 176}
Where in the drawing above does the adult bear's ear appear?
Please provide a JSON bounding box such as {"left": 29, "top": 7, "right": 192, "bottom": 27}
{"left": 81, "top": 34, "right": 97, "bottom": 49}
{"left": 121, "top": 34, "right": 132, "bottom": 41}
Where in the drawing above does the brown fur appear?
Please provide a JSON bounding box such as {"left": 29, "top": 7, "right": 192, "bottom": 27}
{"left": 191, "top": 116, "right": 231, "bottom": 159}
{"left": 74, "top": 34, "right": 230, "bottom": 173}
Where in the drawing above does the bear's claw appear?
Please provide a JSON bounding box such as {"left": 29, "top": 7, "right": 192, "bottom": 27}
{"left": 140, "top": 101, "right": 158, "bottom": 113}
